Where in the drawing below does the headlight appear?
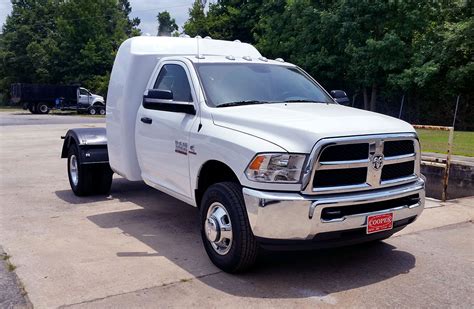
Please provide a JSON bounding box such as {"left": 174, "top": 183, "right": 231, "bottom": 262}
{"left": 245, "top": 153, "right": 307, "bottom": 183}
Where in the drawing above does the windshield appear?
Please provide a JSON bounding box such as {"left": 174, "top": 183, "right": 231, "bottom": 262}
{"left": 195, "top": 63, "right": 333, "bottom": 107}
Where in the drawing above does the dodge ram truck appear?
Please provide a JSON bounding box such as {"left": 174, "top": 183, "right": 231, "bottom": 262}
{"left": 61, "top": 36, "right": 425, "bottom": 272}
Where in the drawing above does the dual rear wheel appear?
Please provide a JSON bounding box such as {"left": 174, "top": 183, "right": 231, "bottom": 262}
{"left": 67, "top": 145, "right": 113, "bottom": 196}
{"left": 28, "top": 103, "right": 49, "bottom": 114}
{"left": 88, "top": 106, "right": 106, "bottom": 115}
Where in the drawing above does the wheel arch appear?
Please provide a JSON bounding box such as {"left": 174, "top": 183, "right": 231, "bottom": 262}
{"left": 92, "top": 100, "right": 105, "bottom": 106}
{"left": 195, "top": 160, "right": 240, "bottom": 208}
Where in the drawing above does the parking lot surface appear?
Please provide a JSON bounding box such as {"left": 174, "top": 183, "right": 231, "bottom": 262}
{"left": 0, "top": 110, "right": 105, "bottom": 126}
{"left": 0, "top": 112, "right": 473, "bottom": 308}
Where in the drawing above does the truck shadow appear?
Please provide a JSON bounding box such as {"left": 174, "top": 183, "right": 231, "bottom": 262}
{"left": 57, "top": 178, "right": 416, "bottom": 299}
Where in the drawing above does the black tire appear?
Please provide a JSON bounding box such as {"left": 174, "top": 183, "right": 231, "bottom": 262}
{"left": 200, "top": 182, "right": 258, "bottom": 273}
{"left": 28, "top": 104, "right": 36, "bottom": 114}
{"left": 37, "top": 103, "right": 50, "bottom": 114}
{"left": 67, "top": 145, "right": 113, "bottom": 196}
{"left": 98, "top": 106, "right": 106, "bottom": 115}
{"left": 88, "top": 107, "right": 97, "bottom": 115}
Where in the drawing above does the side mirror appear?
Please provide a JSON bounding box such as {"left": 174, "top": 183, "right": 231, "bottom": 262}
{"left": 143, "top": 89, "right": 196, "bottom": 115}
{"left": 146, "top": 89, "right": 173, "bottom": 100}
{"left": 330, "top": 90, "right": 350, "bottom": 105}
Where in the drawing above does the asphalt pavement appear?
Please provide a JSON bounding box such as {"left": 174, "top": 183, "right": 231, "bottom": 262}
{"left": 0, "top": 247, "right": 31, "bottom": 308}
{"left": 0, "top": 111, "right": 473, "bottom": 308}
{"left": 0, "top": 110, "right": 105, "bottom": 126}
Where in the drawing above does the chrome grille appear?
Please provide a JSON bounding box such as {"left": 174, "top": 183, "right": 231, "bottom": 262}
{"left": 302, "top": 134, "right": 420, "bottom": 195}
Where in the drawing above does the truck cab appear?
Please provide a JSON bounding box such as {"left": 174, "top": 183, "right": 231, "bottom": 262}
{"left": 77, "top": 87, "right": 105, "bottom": 115}
{"left": 61, "top": 37, "right": 425, "bottom": 273}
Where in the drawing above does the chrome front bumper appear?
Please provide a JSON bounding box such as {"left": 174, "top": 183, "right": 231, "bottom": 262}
{"left": 242, "top": 179, "right": 425, "bottom": 240}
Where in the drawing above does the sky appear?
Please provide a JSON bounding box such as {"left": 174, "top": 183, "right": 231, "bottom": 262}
{"left": 0, "top": 0, "right": 200, "bottom": 35}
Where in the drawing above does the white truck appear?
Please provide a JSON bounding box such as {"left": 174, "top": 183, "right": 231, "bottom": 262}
{"left": 12, "top": 83, "right": 105, "bottom": 115}
{"left": 61, "top": 37, "right": 425, "bottom": 272}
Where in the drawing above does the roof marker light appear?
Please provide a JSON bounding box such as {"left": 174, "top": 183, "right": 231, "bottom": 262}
{"left": 195, "top": 35, "right": 202, "bottom": 39}
{"left": 234, "top": 39, "right": 241, "bottom": 43}
{"left": 204, "top": 36, "right": 212, "bottom": 39}
{"left": 275, "top": 58, "right": 285, "bottom": 62}
{"left": 258, "top": 56, "right": 268, "bottom": 62}
{"left": 243, "top": 56, "right": 252, "bottom": 61}
{"left": 226, "top": 55, "right": 236, "bottom": 60}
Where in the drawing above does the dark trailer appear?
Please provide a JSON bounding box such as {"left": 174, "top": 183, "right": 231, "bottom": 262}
{"left": 11, "top": 83, "right": 79, "bottom": 114}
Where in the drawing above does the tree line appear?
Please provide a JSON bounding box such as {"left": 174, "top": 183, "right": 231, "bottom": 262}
{"left": 0, "top": 0, "right": 175, "bottom": 98}
{"left": 1, "top": 0, "right": 472, "bottom": 130}
{"left": 184, "top": 0, "right": 473, "bottom": 130}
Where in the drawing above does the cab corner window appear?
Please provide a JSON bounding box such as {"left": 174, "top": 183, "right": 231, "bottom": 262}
{"left": 153, "top": 64, "right": 193, "bottom": 102}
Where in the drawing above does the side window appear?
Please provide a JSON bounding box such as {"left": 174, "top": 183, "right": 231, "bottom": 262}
{"left": 79, "top": 88, "right": 88, "bottom": 96}
{"left": 153, "top": 64, "right": 193, "bottom": 102}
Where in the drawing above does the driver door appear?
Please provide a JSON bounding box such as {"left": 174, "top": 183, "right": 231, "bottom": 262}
{"left": 135, "top": 61, "right": 198, "bottom": 199}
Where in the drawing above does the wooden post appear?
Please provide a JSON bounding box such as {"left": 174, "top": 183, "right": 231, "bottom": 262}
{"left": 413, "top": 124, "right": 454, "bottom": 202}
{"left": 442, "top": 127, "right": 454, "bottom": 202}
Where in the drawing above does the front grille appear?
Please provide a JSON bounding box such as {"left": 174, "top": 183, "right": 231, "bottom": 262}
{"left": 321, "top": 194, "right": 420, "bottom": 220}
{"left": 384, "top": 140, "right": 415, "bottom": 157}
{"left": 308, "top": 136, "right": 419, "bottom": 194}
{"left": 381, "top": 161, "right": 415, "bottom": 181}
{"left": 319, "top": 143, "right": 369, "bottom": 161}
{"left": 313, "top": 168, "right": 367, "bottom": 187}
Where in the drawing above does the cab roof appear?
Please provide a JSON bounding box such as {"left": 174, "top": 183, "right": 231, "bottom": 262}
{"left": 128, "top": 36, "right": 262, "bottom": 58}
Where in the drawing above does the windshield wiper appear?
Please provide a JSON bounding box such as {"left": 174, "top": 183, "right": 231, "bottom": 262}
{"left": 283, "top": 99, "right": 328, "bottom": 103}
{"left": 216, "top": 100, "right": 269, "bottom": 108}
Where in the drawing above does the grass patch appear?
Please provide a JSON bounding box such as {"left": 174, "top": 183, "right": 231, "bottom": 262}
{"left": 1, "top": 252, "right": 17, "bottom": 272}
{"left": 416, "top": 129, "right": 474, "bottom": 157}
{"left": 7, "top": 262, "right": 17, "bottom": 272}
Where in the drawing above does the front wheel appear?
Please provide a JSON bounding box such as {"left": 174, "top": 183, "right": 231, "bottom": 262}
{"left": 88, "top": 107, "right": 97, "bottom": 115}
{"left": 200, "top": 182, "right": 258, "bottom": 273}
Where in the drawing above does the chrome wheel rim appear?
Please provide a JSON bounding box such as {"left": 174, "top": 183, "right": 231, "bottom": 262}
{"left": 205, "top": 202, "right": 233, "bottom": 255}
{"left": 99, "top": 108, "right": 105, "bottom": 115}
{"left": 69, "top": 155, "right": 79, "bottom": 186}
{"left": 89, "top": 108, "right": 96, "bottom": 115}
{"left": 39, "top": 104, "right": 48, "bottom": 113}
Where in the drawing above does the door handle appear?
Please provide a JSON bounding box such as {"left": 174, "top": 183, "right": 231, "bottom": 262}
{"left": 141, "top": 117, "right": 152, "bottom": 124}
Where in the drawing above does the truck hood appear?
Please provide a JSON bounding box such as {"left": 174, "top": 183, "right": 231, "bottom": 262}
{"left": 211, "top": 103, "right": 416, "bottom": 153}
{"left": 92, "top": 94, "right": 104, "bottom": 101}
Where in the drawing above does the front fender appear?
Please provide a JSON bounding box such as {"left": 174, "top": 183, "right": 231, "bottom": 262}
{"left": 189, "top": 119, "right": 303, "bottom": 195}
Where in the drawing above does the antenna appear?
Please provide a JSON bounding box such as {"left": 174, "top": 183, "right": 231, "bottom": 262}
{"left": 196, "top": 36, "right": 203, "bottom": 132}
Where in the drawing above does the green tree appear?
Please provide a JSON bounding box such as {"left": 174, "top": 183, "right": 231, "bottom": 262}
{"left": 184, "top": 0, "right": 209, "bottom": 37}
{"left": 0, "top": 0, "right": 141, "bottom": 98}
{"left": 157, "top": 11, "right": 178, "bottom": 36}
{"left": 184, "top": 0, "right": 263, "bottom": 42}
{"left": 118, "top": 0, "right": 141, "bottom": 37}
{"left": 0, "top": 0, "right": 60, "bottom": 91}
